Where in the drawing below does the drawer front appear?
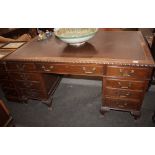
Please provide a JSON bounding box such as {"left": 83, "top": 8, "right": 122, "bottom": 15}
{"left": 20, "top": 89, "right": 47, "bottom": 100}
{"left": 9, "top": 72, "right": 42, "bottom": 81}
{"left": 104, "top": 88, "right": 143, "bottom": 100}
{"left": 36, "top": 63, "right": 104, "bottom": 76}
{"left": 106, "top": 66, "right": 152, "bottom": 79}
{"left": 15, "top": 81, "right": 42, "bottom": 90}
{"left": 0, "top": 80, "right": 15, "bottom": 89}
{"left": 8, "top": 73, "right": 25, "bottom": 81}
{"left": 6, "top": 62, "right": 36, "bottom": 72}
{"left": 105, "top": 78, "right": 147, "bottom": 90}
{"left": 24, "top": 73, "right": 42, "bottom": 81}
{"left": 104, "top": 97, "right": 140, "bottom": 110}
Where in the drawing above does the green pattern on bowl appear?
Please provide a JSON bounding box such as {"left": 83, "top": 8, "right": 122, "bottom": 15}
{"left": 54, "top": 28, "right": 98, "bottom": 46}
{"left": 55, "top": 28, "right": 98, "bottom": 38}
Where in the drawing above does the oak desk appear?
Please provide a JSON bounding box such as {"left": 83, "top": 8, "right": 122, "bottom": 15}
{"left": 1, "top": 30, "right": 155, "bottom": 119}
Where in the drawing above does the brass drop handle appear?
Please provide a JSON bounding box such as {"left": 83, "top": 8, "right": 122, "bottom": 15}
{"left": 50, "top": 66, "right": 54, "bottom": 69}
{"left": 17, "top": 64, "right": 25, "bottom": 71}
{"left": 20, "top": 74, "right": 25, "bottom": 79}
{"left": 118, "top": 103, "right": 128, "bottom": 108}
{"left": 116, "top": 102, "right": 128, "bottom": 108}
{"left": 119, "top": 69, "right": 135, "bottom": 77}
{"left": 24, "top": 82, "right": 32, "bottom": 87}
{"left": 20, "top": 64, "right": 25, "bottom": 70}
{"left": 119, "top": 92, "right": 131, "bottom": 98}
{"left": 42, "top": 65, "right": 54, "bottom": 72}
{"left": 82, "top": 67, "right": 96, "bottom": 74}
{"left": 118, "top": 82, "right": 132, "bottom": 89}
{"left": 28, "top": 91, "right": 38, "bottom": 96}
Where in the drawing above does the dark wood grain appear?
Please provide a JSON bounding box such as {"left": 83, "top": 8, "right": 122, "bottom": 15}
{"left": 104, "top": 78, "right": 148, "bottom": 90}
{"left": 4, "top": 30, "right": 155, "bottom": 66}
{"left": 1, "top": 30, "right": 155, "bottom": 119}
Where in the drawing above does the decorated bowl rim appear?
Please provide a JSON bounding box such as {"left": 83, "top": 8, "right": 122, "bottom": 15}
{"left": 54, "top": 28, "right": 98, "bottom": 39}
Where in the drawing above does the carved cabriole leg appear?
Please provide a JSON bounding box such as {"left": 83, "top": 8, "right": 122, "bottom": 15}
{"left": 47, "top": 98, "right": 53, "bottom": 111}
{"left": 130, "top": 111, "right": 141, "bottom": 120}
{"left": 42, "top": 76, "right": 61, "bottom": 110}
{"left": 100, "top": 106, "right": 110, "bottom": 115}
{"left": 101, "top": 77, "right": 109, "bottom": 116}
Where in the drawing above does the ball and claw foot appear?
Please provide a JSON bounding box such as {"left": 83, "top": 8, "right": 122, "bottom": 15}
{"left": 42, "top": 98, "right": 53, "bottom": 110}
{"left": 131, "top": 111, "right": 141, "bottom": 120}
{"left": 100, "top": 107, "right": 109, "bottom": 116}
{"left": 48, "top": 106, "right": 53, "bottom": 111}
{"left": 47, "top": 99, "right": 53, "bottom": 111}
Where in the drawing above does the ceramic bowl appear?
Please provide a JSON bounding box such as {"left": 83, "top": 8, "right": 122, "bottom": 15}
{"left": 54, "top": 28, "right": 98, "bottom": 46}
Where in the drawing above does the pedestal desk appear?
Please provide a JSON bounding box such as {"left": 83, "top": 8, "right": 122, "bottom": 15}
{"left": 0, "top": 30, "right": 154, "bottom": 119}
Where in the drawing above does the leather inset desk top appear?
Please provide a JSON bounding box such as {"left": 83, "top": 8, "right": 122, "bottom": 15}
{"left": 4, "top": 30, "right": 155, "bottom": 66}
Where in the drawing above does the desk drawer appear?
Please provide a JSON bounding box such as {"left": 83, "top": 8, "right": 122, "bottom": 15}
{"left": 104, "top": 88, "right": 143, "bottom": 100}
{"left": 104, "top": 97, "right": 140, "bottom": 110}
{"left": 15, "top": 81, "right": 42, "bottom": 90}
{"left": 106, "top": 66, "right": 152, "bottom": 79}
{"left": 36, "top": 63, "right": 104, "bottom": 76}
{"left": 6, "top": 62, "right": 36, "bottom": 72}
{"left": 105, "top": 78, "right": 148, "bottom": 90}
{"left": 9, "top": 72, "right": 42, "bottom": 81}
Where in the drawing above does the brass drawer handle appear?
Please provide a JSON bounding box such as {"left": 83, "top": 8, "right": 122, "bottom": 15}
{"left": 118, "top": 104, "right": 128, "bottom": 108}
{"left": 20, "top": 64, "right": 25, "bottom": 70}
{"left": 20, "top": 75, "right": 24, "bottom": 78}
{"left": 119, "top": 69, "right": 135, "bottom": 77}
{"left": 118, "top": 82, "right": 132, "bottom": 89}
{"left": 20, "top": 74, "right": 25, "bottom": 79}
{"left": 116, "top": 102, "right": 128, "bottom": 108}
{"left": 17, "top": 64, "right": 25, "bottom": 71}
{"left": 23, "top": 82, "right": 33, "bottom": 88}
{"left": 119, "top": 92, "right": 131, "bottom": 98}
{"left": 50, "top": 66, "right": 54, "bottom": 69}
{"left": 82, "top": 67, "right": 96, "bottom": 74}
{"left": 42, "top": 65, "right": 54, "bottom": 72}
{"left": 27, "top": 91, "right": 39, "bottom": 97}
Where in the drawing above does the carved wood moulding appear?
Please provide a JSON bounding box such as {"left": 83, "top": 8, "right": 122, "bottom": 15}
{"left": 4, "top": 57, "right": 155, "bottom": 67}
